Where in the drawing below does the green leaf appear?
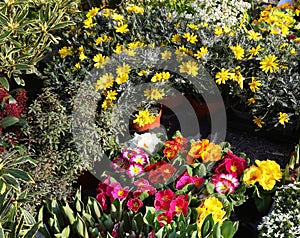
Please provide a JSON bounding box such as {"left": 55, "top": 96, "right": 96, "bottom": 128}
{"left": 133, "top": 213, "right": 143, "bottom": 233}
{"left": 143, "top": 207, "right": 156, "bottom": 226}
{"left": 254, "top": 193, "right": 273, "bottom": 213}
{"left": 213, "top": 222, "right": 221, "bottom": 238}
{"left": 50, "top": 21, "right": 74, "bottom": 31}
{"left": 0, "top": 224, "right": 4, "bottom": 238}
{"left": 201, "top": 214, "right": 214, "bottom": 238}
{"left": 73, "top": 215, "right": 88, "bottom": 238}
{"left": 61, "top": 225, "right": 70, "bottom": 237}
{"left": 14, "top": 64, "right": 33, "bottom": 72}
{"left": 221, "top": 221, "right": 237, "bottom": 238}
{"left": 1, "top": 116, "right": 20, "bottom": 129}
{"left": 206, "top": 182, "right": 215, "bottom": 194}
{"left": 62, "top": 202, "right": 75, "bottom": 225}
{"left": 0, "top": 13, "right": 9, "bottom": 26}
{"left": 0, "top": 180, "right": 6, "bottom": 195}
{"left": 0, "top": 77, "right": 9, "bottom": 91}
{"left": 23, "top": 222, "right": 40, "bottom": 238}
{"left": 16, "top": 7, "right": 29, "bottom": 23}
{"left": 21, "top": 208, "right": 36, "bottom": 225}
{"left": 1, "top": 174, "right": 20, "bottom": 191}
{"left": 2, "top": 168, "right": 34, "bottom": 182}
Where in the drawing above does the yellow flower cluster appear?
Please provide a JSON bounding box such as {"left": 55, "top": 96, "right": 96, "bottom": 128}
{"left": 84, "top": 7, "right": 100, "bottom": 28}
{"left": 133, "top": 108, "right": 156, "bottom": 127}
{"left": 126, "top": 5, "right": 144, "bottom": 14}
{"left": 215, "top": 67, "right": 244, "bottom": 89}
{"left": 243, "top": 160, "right": 282, "bottom": 190}
{"left": 197, "top": 197, "right": 226, "bottom": 233}
{"left": 151, "top": 72, "right": 171, "bottom": 82}
{"left": 58, "top": 46, "right": 73, "bottom": 58}
{"left": 179, "top": 60, "right": 199, "bottom": 76}
{"left": 253, "top": 4, "right": 296, "bottom": 37}
{"left": 144, "top": 88, "right": 165, "bottom": 100}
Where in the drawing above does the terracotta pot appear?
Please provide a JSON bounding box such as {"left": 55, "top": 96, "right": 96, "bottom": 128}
{"left": 132, "top": 108, "right": 162, "bottom": 132}
{"left": 162, "top": 95, "right": 223, "bottom": 120}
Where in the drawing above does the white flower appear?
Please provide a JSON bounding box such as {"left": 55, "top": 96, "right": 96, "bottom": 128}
{"left": 130, "top": 132, "right": 162, "bottom": 154}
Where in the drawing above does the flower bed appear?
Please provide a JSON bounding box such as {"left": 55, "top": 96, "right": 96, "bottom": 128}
{"left": 1, "top": 0, "right": 300, "bottom": 237}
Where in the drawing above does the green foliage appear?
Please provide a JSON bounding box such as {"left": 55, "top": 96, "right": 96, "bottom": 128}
{"left": 0, "top": 0, "right": 80, "bottom": 90}
{"left": 0, "top": 149, "right": 39, "bottom": 237}
{"left": 21, "top": 87, "right": 83, "bottom": 214}
{"left": 39, "top": 189, "right": 148, "bottom": 237}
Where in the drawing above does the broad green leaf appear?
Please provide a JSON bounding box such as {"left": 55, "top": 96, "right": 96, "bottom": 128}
{"left": 1, "top": 116, "right": 19, "bottom": 129}
{"left": 73, "top": 215, "right": 88, "bottom": 238}
{"left": 143, "top": 206, "right": 156, "bottom": 226}
{"left": 213, "top": 222, "right": 221, "bottom": 238}
{"left": 21, "top": 207, "right": 36, "bottom": 225}
{"left": 221, "top": 221, "right": 236, "bottom": 238}
{"left": 201, "top": 214, "right": 214, "bottom": 238}
{"left": 2, "top": 168, "right": 34, "bottom": 182}
{"left": 0, "top": 77, "right": 9, "bottom": 91}
{"left": 1, "top": 174, "right": 20, "bottom": 191}
{"left": 62, "top": 202, "right": 75, "bottom": 224}
{"left": 61, "top": 225, "right": 70, "bottom": 237}
{"left": 23, "top": 222, "right": 40, "bottom": 238}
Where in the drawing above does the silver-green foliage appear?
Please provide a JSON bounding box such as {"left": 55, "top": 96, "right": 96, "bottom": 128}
{"left": 0, "top": 0, "right": 79, "bottom": 90}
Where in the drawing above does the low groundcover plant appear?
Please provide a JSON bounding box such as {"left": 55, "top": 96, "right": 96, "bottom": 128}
{"left": 258, "top": 182, "right": 300, "bottom": 238}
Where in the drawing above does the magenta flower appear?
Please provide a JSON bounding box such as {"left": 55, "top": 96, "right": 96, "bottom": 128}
{"left": 157, "top": 211, "right": 173, "bottom": 226}
{"left": 212, "top": 173, "right": 239, "bottom": 194}
{"left": 154, "top": 189, "right": 175, "bottom": 211}
{"left": 111, "top": 183, "right": 129, "bottom": 200}
{"left": 176, "top": 172, "right": 194, "bottom": 190}
{"left": 214, "top": 151, "right": 248, "bottom": 177}
{"left": 96, "top": 192, "right": 107, "bottom": 211}
{"left": 111, "top": 157, "right": 127, "bottom": 173}
{"left": 175, "top": 172, "right": 205, "bottom": 190}
{"left": 127, "top": 198, "right": 143, "bottom": 212}
{"left": 169, "top": 194, "right": 189, "bottom": 216}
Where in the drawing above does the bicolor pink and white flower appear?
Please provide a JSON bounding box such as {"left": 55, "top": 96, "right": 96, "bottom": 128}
{"left": 212, "top": 173, "right": 239, "bottom": 194}
{"left": 127, "top": 164, "right": 144, "bottom": 178}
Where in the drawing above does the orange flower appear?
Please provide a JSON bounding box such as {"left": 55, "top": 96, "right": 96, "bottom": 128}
{"left": 188, "top": 139, "right": 210, "bottom": 159}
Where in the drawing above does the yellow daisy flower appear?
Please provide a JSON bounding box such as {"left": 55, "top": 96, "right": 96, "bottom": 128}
{"left": 248, "top": 77, "right": 261, "bottom": 92}
{"left": 278, "top": 112, "right": 290, "bottom": 125}
{"left": 259, "top": 54, "right": 279, "bottom": 73}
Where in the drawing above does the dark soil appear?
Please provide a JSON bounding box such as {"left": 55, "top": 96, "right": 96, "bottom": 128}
{"left": 226, "top": 109, "right": 295, "bottom": 168}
